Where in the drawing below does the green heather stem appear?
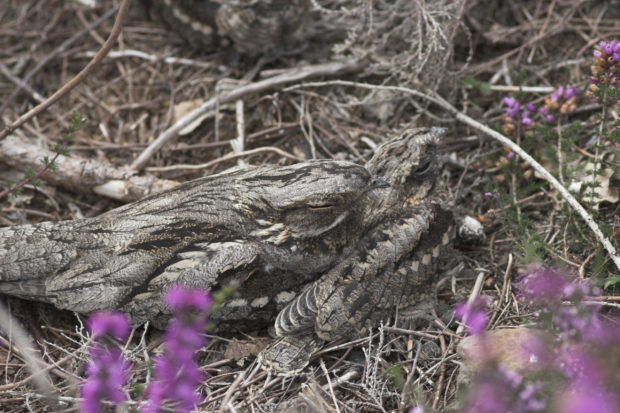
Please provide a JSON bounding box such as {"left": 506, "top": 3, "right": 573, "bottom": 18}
{"left": 0, "top": 141, "right": 68, "bottom": 200}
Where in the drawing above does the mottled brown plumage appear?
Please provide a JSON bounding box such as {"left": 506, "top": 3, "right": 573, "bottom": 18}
{"left": 0, "top": 128, "right": 453, "bottom": 376}
{"left": 258, "top": 129, "right": 454, "bottom": 375}
{"left": 0, "top": 161, "right": 378, "bottom": 328}
{"left": 149, "top": 0, "right": 310, "bottom": 54}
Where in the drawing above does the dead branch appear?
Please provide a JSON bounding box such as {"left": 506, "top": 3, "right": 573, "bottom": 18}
{"left": 0, "top": 135, "right": 177, "bottom": 202}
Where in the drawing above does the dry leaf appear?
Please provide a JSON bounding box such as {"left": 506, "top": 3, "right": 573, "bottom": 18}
{"left": 534, "top": 152, "right": 619, "bottom": 210}
{"left": 173, "top": 99, "right": 209, "bottom": 136}
{"left": 224, "top": 337, "right": 270, "bottom": 365}
{"left": 568, "top": 162, "right": 619, "bottom": 209}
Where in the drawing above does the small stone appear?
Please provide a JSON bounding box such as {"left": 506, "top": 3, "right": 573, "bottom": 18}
{"left": 457, "top": 216, "right": 484, "bottom": 243}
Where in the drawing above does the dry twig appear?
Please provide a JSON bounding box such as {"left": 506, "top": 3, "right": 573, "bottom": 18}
{"left": 130, "top": 59, "right": 367, "bottom": 171}
{"left": 0, "top": 5, "right": 121, "bottom": 118}
{"left": 0, "top": 0, "right": 131, "bottom": 141}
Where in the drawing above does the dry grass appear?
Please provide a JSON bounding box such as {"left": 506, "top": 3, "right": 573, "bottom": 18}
{"left": 0, "top": 0, "right": 618, "bottom": 411}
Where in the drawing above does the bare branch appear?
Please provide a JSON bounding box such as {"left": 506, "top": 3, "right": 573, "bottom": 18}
{"left": 0, "top": 135, "right": 177, "bottom": 202}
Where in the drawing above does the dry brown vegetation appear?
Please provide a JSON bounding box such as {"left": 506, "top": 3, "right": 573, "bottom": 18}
{"left": 0, "top": 0, "right": 619, "bottom": 411}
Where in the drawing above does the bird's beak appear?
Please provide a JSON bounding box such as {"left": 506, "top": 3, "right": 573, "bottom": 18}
{"left": 370, "top": 177, "right": 390, "bottom": 188}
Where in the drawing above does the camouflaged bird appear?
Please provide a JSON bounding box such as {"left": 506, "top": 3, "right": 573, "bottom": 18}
{"left": 0, "top": 161, "right": 385, "bottom": 328}
{"left": 0, "top": 127, "right": 453, "bottom": 376}
{"left": 258, "top": 129, "right": 454, "bottom": 375}
{"left": 148, "top": 0, "right": 310, "bottom": 54}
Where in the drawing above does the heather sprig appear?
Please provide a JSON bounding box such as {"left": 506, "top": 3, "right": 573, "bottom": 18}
{"left": 0, "top": 110, "right": 83, "bottom": 199}
{"left": 461, "top": 366, "right": 546, "bottom": 413}
{"left": 540, "top": 86, "right": 579, "bottom": 123}
{"left": 517, "top": 267, "right": 620, "bottom": 345}
{"left": 456, "top": 296, "right": 546, "bottom": 412}
{"left": 143, "top": 286, "right": 213, "bottom": 413}
{"left": 587, "top": 40, "right": 620, "bottom": 102}
{"left": 501, "top": 97, "right": 536, "bottom": 137}
{"left": 81, "top": 312, "right": 132, "bottom": 413}
{"left": 519, "top": 268, "right": 620, "bottom": 413}
{"left": 80, "top": 286, "right": 214, "bottom": 413}
{"left": 455, "top": 296, "right": 489, "bottom": 336}
{"left": 588, "top": 39, "right": 620, "bottom": 108}
{"left": 582, "top": 39, "right": 620, "bottom": 216}
{"left": 458, "top": 267, "right": 620, "bottom": 413}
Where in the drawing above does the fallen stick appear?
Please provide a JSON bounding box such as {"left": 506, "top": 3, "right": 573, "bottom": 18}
{"left": 0, "top": 135, "right": 177, "bottom": 203}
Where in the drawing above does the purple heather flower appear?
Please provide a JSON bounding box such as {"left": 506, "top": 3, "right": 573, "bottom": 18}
{"left": 164, "top": 285, "right": 213, "bottom": 313}
{"left": 455, "top": 297, "right": 489, "bottom": 335}
{"left": 521, "top": 105, "right": 533, "bottom": 124}
{"left": 552, "top": 343, "right": 619, "bottom": 413}
{"left": 516, "top": 268, "right": 610, "bottom": 341}
{"left": 144, "top": 286, "right": 213, "bottom": 413}
{"left": 461, "top": 367, "right": 546, "bottom": 413}
{"left": 87, "top": 311, "right": 131, "bottom": 341}
{"left": 550, "top": 86, "right": 563, "bottom": 102}
{"left": 145, "top": 358, "right": 204, "bottom": 413}
{"left": 557, "top": 385, "right": 618, "bottom": 413}
{"left": 462, "top": 379, "right": 512, "bottom": 413}
{"left": 517, "top": 267, "right": 590, "bottom": 307}
{"left": 585, "top": 315, "right": 620, "bottom": 345}
{"left": 460, "top": 265, "right": 620, "bottom": 413}
{"left": 503, "top": 97, "right": 520, "bottom": 118}
{"left": 563, "top": 87, "right": 579, "bottom": 100}
{"left": 518, "top": 266, "right": 620, "bottom": 351}
{"left": 538, "top": 106, "right": 555, "bottom": 123}
{"left": 543, "top": 86, "right": 579, "bottom": 118}
{"left": 517, "top": 267, "right": 576, "bottom": 305}
{"left": 81, "top": 313, "right": 131, "bottom": 413}
{"left": 550, "top": 86, "right": 578, "bottom": 100}
{"left": 502, "top": 95, "right": 543, "bottom": 130}
{"left": 554, "top": 344, "right": 604, "bottom": 386}
{"left": 519, "top": 382, "right": 547, "bottom": 411}
{"left": 81, "top": 348, "right": 131, "bottom": 413}
{"left": 589, "top": 40, "right": 620, "bottom": 101}
{"left": 503, "top": 96, "right": 516, "bottom": 107}
{"left": 595, "top": 40, "right": 620, "bottom": 62}
{"left": 561, "top": 281, "right": 590, "bottom": 299}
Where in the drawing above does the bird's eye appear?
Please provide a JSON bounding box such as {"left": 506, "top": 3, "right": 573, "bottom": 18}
{"left": 308, "top": 203, "right": 334, "bottom": 210}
